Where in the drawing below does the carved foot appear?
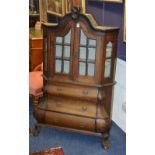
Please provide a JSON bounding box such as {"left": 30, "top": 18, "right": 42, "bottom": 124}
{"left": 33, "top": 124, "right": 41, "bottom": 136}
{"left": 29, "top": 128, "right": 34, "bottom": 137}
{"left": 102, "top": 133, "right": 110, "bottom": 150}
{"left": 102, "top": 139, "right": 110, "bottom": 150}
{"left": 29, "top": 124, "right": 41, "bottom": 137}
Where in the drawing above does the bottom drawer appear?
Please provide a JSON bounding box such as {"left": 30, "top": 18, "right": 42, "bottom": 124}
{"left": 96, "top": 119, "right": 111, "bottom": 133}
{"left": 45, "top": 111, "right": 95, "bottom": 132}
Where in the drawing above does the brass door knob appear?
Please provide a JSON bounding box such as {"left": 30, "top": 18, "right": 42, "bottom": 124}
{"left": 82, "top": 90, "right": 89, "bottom": 95}
{"left": 79, "top": 123, "right": 85, "bottom": 128}
{"left": 57, "top": 87, "right": 63, "bottom": 91}
{"left": 53, "top": 118, "right": 59, "bottom": 123}
{"left": 82, "top": 106, "right": 87, "bottom": 111}
{"left": 56, "top": 102, "right": 63, "bottom": 107}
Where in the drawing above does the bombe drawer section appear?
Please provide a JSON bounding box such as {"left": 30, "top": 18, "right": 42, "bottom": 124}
{"left": 45, "top": 111, "right": 95, "bottom": 131}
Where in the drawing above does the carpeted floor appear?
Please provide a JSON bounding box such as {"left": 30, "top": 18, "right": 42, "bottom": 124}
{"left": 29, "top": 97, "right": 126, "bottom": 155}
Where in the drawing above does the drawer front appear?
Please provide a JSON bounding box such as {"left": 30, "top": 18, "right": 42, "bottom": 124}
{"left": 47, "top": 85, "right": 98, "bottom": 100}
{"left": 45, "top": 111, "right": 95, "bottom": 131}
{"left": 30, "top": 39, "right": 43, "bottom": 48}
{"left": 47, "top": 96, "right": 97, "bottom": 117}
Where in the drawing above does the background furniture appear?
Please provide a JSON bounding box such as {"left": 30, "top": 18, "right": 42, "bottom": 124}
{"left": 29, "top": 0, "right": 40, "bottom": 27}
{"left": 35, "top": 8, "right": 119, "bottom": 149}
{"left": 29, "top": 14, "right": 40, "bottom": 27}
{"left": 70, "top": 0, "right": 85, "bottom": 13}
{"left": 29, "top": 28, "right": 43, "bottom": 71}
{"left": 89, "top": 0, "right": 123, "bottom": 3}
{"left": 29, "top": 63, "right": 43, "bottom": 116}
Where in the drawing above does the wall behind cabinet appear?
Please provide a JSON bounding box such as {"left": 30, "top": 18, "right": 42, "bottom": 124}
{"left": 86, "top": 1, "right": 105, "bottom": 25}
{"left": 86, "top": 1, "right": 126, "bottom": 61}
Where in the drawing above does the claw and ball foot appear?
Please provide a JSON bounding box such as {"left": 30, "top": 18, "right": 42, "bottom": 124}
{"left": 102, "top": 132, "right": 110, "bottom": 150}
{"left": 29, "top": 124, "right": 41, "bottom": 137}
{"left": 33, "top": 124, "right": 41, "bottom": 136}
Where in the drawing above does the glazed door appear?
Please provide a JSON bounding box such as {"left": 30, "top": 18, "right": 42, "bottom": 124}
{"left": 103, "top": 33, "right": 118, "bottom": 84}
{"left": 74, "top": 22, "right": 99, "bottom": 84}
{"left": 49, "top": 21, "right": 102, "bottom": 84}
{"left": 50, "top": 23, "right": 75, "bottom": 81}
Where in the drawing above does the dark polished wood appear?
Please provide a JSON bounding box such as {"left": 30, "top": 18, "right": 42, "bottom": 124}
{"left": 34, "top": 8, "right": 119, "bottom": 150}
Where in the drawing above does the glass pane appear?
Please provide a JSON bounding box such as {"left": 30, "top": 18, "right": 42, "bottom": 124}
{"left": 55, "top": 59, "right": 62, "bottom": 73}
{"left": 106, "top": 47, "right": 112, "bottom": 58}
{"left": 104, "top": 59, "right": 111, "bottom": 78}
{"left": 80, "top": 30, "right": 87, "bottom": 45}
{"left": 55, "top": 45, "right": 62, "bottom": 58}
{"left": 106, "top": 42, "right": 113, "bottom": 58}
{"left": 79, "top": 47, "right": 86, "bottom": 60}
{"left": 64, "top": 46, "right": 70, "bottom": 58}
{"left": 56, "top": 37, "right": 63, "bottom": 44}
{"left": 63, "top": 60, "right": 70, "bottom": 74}
{"left": 88, "top": 63, "right": 95, "bottom": 76}
{"left": 79, "top": 62, "right": 86, "bottom": 76}
{"left": 88, "top": 48, "right": 96, "bottom": 61}
{"left": 88, "top": 39, "right": 96, "bottom": 46}
{"left": 107, "top": 42, "right": 113, "bottom": 48}
{"left": 64, "top": 30, "right": 71, "bottom": 44}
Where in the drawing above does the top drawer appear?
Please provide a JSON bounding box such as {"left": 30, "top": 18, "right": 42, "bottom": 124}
{"left": 30, "top": 38, "right": 43, "bottom": 48}
{"left": 46, "top": 85, "right": 98, "bottom": 100}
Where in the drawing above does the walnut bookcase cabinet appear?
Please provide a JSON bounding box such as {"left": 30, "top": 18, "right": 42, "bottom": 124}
{"left": 35, "top": 8, "right": 119, "bottom": 149}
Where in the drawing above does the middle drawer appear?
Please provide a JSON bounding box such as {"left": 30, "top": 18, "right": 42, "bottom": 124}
{"left": 47, "top": 96, "right": 97, "bottom": 118}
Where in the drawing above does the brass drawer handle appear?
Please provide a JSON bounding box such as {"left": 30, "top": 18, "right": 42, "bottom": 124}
{"left": 82, "top": 106, "right": 87, "bottom": 111}
{"left": 57, "top": 87, "right": 63, "bottom": 91}
{"left": 55, "top": 102, "right": 63, "bottom": 107}
{"left": 79, "top": 123, "right": 85, "bottom": 128}
{"left": 52, "top": 118, "right": 59, "bottom": 123}
{"left": 82, "top": 90, "right": 89, "bottom": 95}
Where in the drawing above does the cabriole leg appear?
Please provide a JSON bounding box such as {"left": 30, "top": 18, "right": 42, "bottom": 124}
{"left": 101, "top": 132, "right": 110, "bottom": 150}
{"left": 32, "top": 95, "right": 39, "bottom": 117}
